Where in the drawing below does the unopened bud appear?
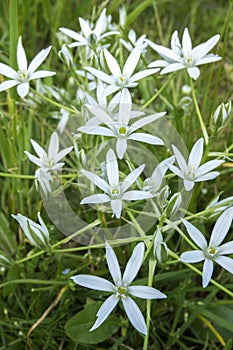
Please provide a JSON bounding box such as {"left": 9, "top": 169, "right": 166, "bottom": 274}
{"left": 12, "top": 213, "right": 50, "bottom": 250}
{"left": 153, "top": 228, "right": 168, "bottom": 265}
{"left": 166, "top": 192, "right": 182, "bottom": 217}
{"left": 212, "top": 101, "right": 231, "bottom": 130}
{"left": 58, "top": 44, "right": 73, "bottom": 69}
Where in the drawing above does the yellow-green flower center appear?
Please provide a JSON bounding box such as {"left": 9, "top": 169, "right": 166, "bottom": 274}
{"left": 119, "top": 127, "right": 127, "bottom": 135}
{"left": 118, "top": 286, "right": 127, "bottom": 295}
{"left": 111, "top": 188, "right": 119, "bottom": 195}
{"left": 208, "top": 247, "right": 217, "bottom": 255}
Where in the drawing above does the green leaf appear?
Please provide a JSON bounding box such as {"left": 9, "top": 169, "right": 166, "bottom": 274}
{"left": 65, "top": 301, "right": 120, "bottom": 344}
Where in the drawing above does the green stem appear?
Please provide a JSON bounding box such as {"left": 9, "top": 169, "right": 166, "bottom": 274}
{"left": 30, "top": 88, "right": 80, "bottom": 114}
{"left": 9, "top": 0, "right": 18, "bottom": 104}
{"left": 143, "top": 259, "right": 157, "bottom": 350}
{"left": 169, "top": 250, "right": 233, "bottom": 298}
{"left": 190, "top": 77, "right": 209, "bottom": 145}
{"left": 14, "top": 219, "right": 101, "bottom": 265}
{"left": 140, "top": 75, "right": 174, "bottom": 110}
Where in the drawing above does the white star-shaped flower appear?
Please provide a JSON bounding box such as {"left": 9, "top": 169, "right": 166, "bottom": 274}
{"left": 147, "top": 27, "right": 221, "bottom": 80}
{"left": 71, "top": 241, "right": 167, "bottom": 334}
{"left": 25, "top": 132, "right": 73, "bottom": 172}
{"left": 85, "top": 46, "right": 159, "bottom": 100}
{"left": 180, "top": 208, "right": 233, "bottom": 287}
{"left": 59, "top": 9, "right": 119, "bottom": 52}
{"left": 78, "top": 102, "right": 165, "bottom": 159}
{"left": 0, "top": 36, "right": 55, "bottom": 98}
{"left": 80, "top": 149, "right": 153, "bottom": 218}
{"left": 167, "top": 138, "right": 224, "bottom": 191}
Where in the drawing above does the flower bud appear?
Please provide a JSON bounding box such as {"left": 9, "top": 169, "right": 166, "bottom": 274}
{"left": 153, "top": 228, "right": 168, "bottom": 265}
{"left": 12, "top": 213, "right": 50, "bottom": 250}
{"left": 166, "top": 192, "right": 182, "bottom": 218}
{"left": 212, "top": 101, "right": 231, "bottom": 130}
{"left": 58, "top": 44, "right": 73, "bottom": 69}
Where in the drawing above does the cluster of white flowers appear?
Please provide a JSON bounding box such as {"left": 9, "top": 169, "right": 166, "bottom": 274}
{"left": 1, "top": 6, "right": 232, "bottom": 339}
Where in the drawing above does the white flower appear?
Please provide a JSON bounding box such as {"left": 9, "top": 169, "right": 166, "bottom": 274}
{"left": 59, "top": 9, "right": 119, "bottom": 51}
{"left": 12, "top": 212, "right": 50, "bottom": 249}
{"left": 80, "top": 149, "right": 153, "bottom": 219}
{"left": 167, "top": 138, "right": 224, "bottom": 191}
{"left": 206, "top": 195, "right": 233, "bottom": 218}
{"left": 71, "top": 241, "right": 167, "bottom": 334}
{"left": 78, "top": 102, "right": 165, "bottom": 159}
{"left": 85, "top": 46, "right": 159, "bottom": 100}
{"left": 180, "top": 208, "right": 233, "bottom": 288}
{"left": 143, "top": 156, "right": 175, "bottom": 194}
{"left": 120, "top": 29, "right": 147, "bottom": 52}
{"left": 35, "top": 168, "right": 53, "bottom": 196}
{"left": 147, "top": 28, "right": 221, "bottom": 80}
{"left": 0, "top": 36, "right": 55, "bottom": 98}
{"left": 25, "top": 132, "right": 73, "bottom": 172}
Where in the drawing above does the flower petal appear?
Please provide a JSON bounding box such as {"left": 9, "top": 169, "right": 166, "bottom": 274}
{"left": 209, "top": 208, "right": 233, "bottom": 246}
{"left": 78, "top": 125, "right": 114, "bottom": 137}
{"left": 122, "top": 190, "right": 152, "bottom": 201}
{"left": 59, "top": 27, "right": 86, "bottom": 43}
{"left": 85, "top": 104, "right": 114, "bottom": 125}
{"left": 105, "top": 241, "right": 122, "bottom": 285}
{"left": 80, "top": 194, "right": 110, "bottom": 204}
{"left": 0, "top": 80, "right": 19, "bottom": 92}
{"left": 0, "top": 63, "right": 18, "bottom": 79}
{"left": 131, "top": 112, "right": 166, "bottom": 131}
{"left": 48, "top": 132, "right": 59, "bottom": 159}
{"left": 116, "top": 138, "right": 128, "bottom": 159}
{"left": 147, "top": 41, "right": 181, "bottom": 62}
{"left": 214, "top": 256, "right": 233, "bottom": 274}
{"left": 17, "top": 82, "right": 30, "bottom": 98}
{"left": 71, "top": 274, "right": 114, "bottom": 292}
{"left": 181, "top": 219, "right": 208, "bottom": 249}
{"left": 17, "top": 37, "right": 28, "bottom": 71}
{"left": 30, "top": 70, "right": 56, "bottom": 79}
{"left": 202, "top": 259, "right": 214, "bottom": 288}
{"left": 187, "top": 67, "right": 200, "bottom": 80}
{"left": 24, "top": 151, "right": 41, "bottom": 167}
{"left": 122, "top": 296, "right": 147, "bottom": 335}
{"left": 85, "top": 66, "right": 115, "bottom": 85}
{"left": 182, "top": 28, "right": 192, "bottom": 57}
{"left": 90, "top": 295, "right": 119, "bottom": 331}
{"left": 79, "top": 17, "right": 92, "bottom": 38}
{"left": 218, "top": 241, "right": 233, "bottom": 255}
{"left": 123, "top": 46, "right": 141, "bottom": 78}
{"left": 195, "top": 171, "right": 220, "bottom": 182}
{"left": 129, "top": 133, "right": 164, "bottom": 145}
{"left": 184, "top": 179, "right": 195, "bottom": 191}
{"left": 104, "top": 49, "right": 121, "bottom": 77}
{"left": 188, "top": 138, "right": 203, "bottom": 169}
{"left": 111, "top": 199, "right": 122, "bottom": 219}
{"left": 197, "top": 160, "right": 224, "bottom": 176}
{"left": 30, "top": 139, "right": 45, "bottom": 158}
{"left": 128, "top": 285, "right": 167, "bottom": 299}
{"left": 94, "top": 9, "right": 107, "bottom": 38}
{"left": 172, "top": 145, "right": 187, "bottom": 174}
{"left": 123, "top": 242, "right": 144, "bottom": 284}
{"left": 119, "top": 88, "right": 131, "bottom": 124}
{"left": 130, "top": 68, "right": 160, "bottom": 82}
{"left": 55, "top": 146, "right": 73, "bottom": 163}
{"left": 180, "top": 250, "right": 205, "bottom": 263}
{"left": 106, "top": 149, "right": 119, "bottom": 188}
{"left": 192, "top": 34, "right": 220, "bottom": 61}
{"left": 81, "top": 169, "right": 110, "bottom": 193}
{"left": 161, "top": 63, "right": 185, "bottom": 74}
{"left": 28, "top": 46, "right": 52, "bottom": 73}
{"left": 121, "top": 165, "right": 145, "bottom": 193}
